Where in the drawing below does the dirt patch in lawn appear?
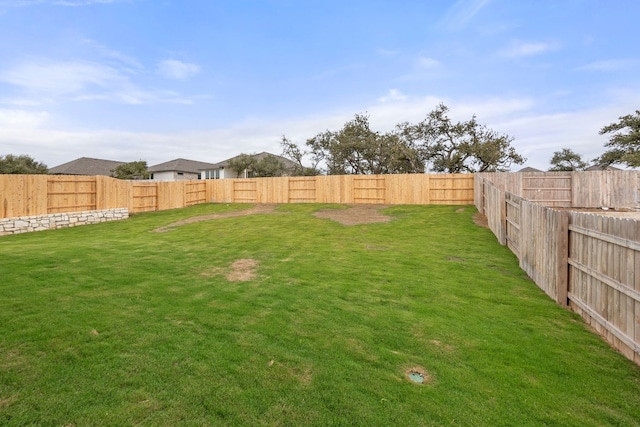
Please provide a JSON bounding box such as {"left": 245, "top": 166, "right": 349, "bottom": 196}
{"left": 153, "top": 204, "right": 282, "bottom": 232}
{"left": 0, "top": 396, "right": 17, "bottom": 408}
{"left": 313, "top": 204, "right": 392, "bottom": 226}
{"left": 200, "top": 258, "right": 259, "bottom": 282}
{"left": 473, "top": 212, "right": 489, "bottom": 228}
{"left": 227, "top": 259, "right": 259, "bottom": 282}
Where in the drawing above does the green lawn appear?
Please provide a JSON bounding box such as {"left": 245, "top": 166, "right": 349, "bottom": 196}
{"left": 1, "top": 203, "right": 639, "bottom": 426}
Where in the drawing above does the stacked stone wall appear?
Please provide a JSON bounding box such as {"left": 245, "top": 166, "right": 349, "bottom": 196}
{"left": 0, "top": 208, "right": 129, "bottom": 236}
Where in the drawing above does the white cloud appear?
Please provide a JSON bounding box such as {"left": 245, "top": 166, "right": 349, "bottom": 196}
{"left": 438, "top": 0, "right": 491, "bottom": 31}
{"left": 367, "top": 93, "right": 534, "bottom": 131}
{"left": 82, "top": 39, "right": 144, "bottom": 72}
{"left": 378, "top": 89, "right": 407, "bottom": 103}
{"left": 576, "top": 59, "right": 639, "bottom": 72}
{"left": 500, "top": 41, "right": 558, "bottom": 58}
{"left": 0, "top": 0, "right": 121, "bottom": 6}
{"left": 417, "top": 57, "right": 442, "bottom": 69}
{"left": 157, "top": 60, "right": 201, "bottom": 80}
{"left": 0, "top": 60, "right": 126, "bottom": 94}
{"left": 0, "top": 59, "right": 203, "bottom": 105}
{"left": 0, "top": 109, "right": 49, "bottom": 127}
{"left": 52, "top": 0, "right": 121, "bottom": 5}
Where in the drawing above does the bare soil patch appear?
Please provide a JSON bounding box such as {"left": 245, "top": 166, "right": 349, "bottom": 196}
{"left": 0, "top": 396, "right": 17, "bottom": 408}
{"left": 473, "top": 212, "right": 489, "bottom": 228}
{"left": 313, "top": 204, "right": 392, "bottom": 226}
{"left": 200, "top": 258, "right": 259, "bottom": 282}
{"left": 153, "top": 204, "right": 282, "bottom": 232}
{"left": 227, "top": 259, "right": 259, "bottom": 282}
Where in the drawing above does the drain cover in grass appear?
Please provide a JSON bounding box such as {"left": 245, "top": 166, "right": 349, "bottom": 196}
{"left": 408, "top": 372, "right": 424, "bottom": 383}
{"left": 405, "top": 366, "right": 430, "bottom": 385}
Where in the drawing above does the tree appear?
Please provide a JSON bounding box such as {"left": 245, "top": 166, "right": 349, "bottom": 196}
{"left": 595, "top": 110, "right": 640, "bottom": 168}
{"left": 227, "top": 154, "right": 257, "bottom": 178}
{"left": 548, "top": 148, "right": 588, "bottom": 171}
{"left": 112, "top": 161, "right": 150, "bottom": 180}
{"left": 252, "top": 154, "right": 288, "bottom": 177}
{"left": 0, "top": 154, "right": 48, "bottom": 174}
{"left": 406, "top": 103, "right": 525, "bottom": 173}
{"left": 280, "top": 136, "right": 322, "bottom": 176}
{"left": 227, "top": 153, "right": 290, "bottom": 178}
{"left": 305, "top": 113, "right": 424, "bottom": 175}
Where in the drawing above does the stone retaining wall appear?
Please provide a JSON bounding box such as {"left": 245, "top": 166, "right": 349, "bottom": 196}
{"left": 0, "top": 208, "right": 129, "bottom": 236}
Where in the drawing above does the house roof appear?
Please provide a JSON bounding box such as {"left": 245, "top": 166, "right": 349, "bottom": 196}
{"left": 48, "top": 157, "right": 125, "bottom": 176}
{"left": 518, "top": 166, "right": 543, "bottom": 172}
{"left": 585, "top": 164, "right": 622, "bottom": 171}
{"left": 148, "top": 158, "right": 218, "bottom": 174}
{"left": 204, "top": 152, "right": 298, "bottom": 170}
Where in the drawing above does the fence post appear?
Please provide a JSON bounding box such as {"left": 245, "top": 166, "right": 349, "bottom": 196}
{"left": 555, "top": 210, "right": 570, "bottom": 306}
{"left": 498, "top": 189, "right": 507, "bottom": 245}
{"left": 474, "top": 174, "right": 484, "bottom": 213}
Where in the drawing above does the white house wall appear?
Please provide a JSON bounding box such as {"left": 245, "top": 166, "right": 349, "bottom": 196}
{"left": 152, "top": 171, "right": 199, "bottom": 181}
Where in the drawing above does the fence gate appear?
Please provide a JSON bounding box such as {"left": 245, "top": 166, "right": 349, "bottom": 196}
{"left": 132, "top": 183, "right": 158, "bottom": 213}
{"left": 353, "top": 176, "right": 386, "bottom": 204}
{"left": 186, "top": 181, "right": 206, "bottom": 206}
{"left": 522, "top": 174, "right": 572, "bottom": 207}
{"left": 47, "top": 178, "right": 97, "bottom": 214}
{"left": 233, "top": 180, "right": 257, "bottom": 203}
{"left": 288, "top": 177, "right": 316, "bottom": 203}
{"left": 429, "top": 175, "right": 475, "bottom": 205}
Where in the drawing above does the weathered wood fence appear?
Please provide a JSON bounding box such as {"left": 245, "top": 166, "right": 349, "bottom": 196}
{"left": 475, "top": 170, "right": 640, "bottom": 209}
{"left": 0, "top": 174, "right": 475, "bottom": 218}
{"left": 476, "top": 172, "right": 640, "bottom": 364}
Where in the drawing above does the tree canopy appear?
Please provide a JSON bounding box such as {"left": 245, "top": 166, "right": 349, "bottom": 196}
{"left": 281, "top": 136, "right": 323, "bottom": 176}
{"left": 305, "top": 113, "right": 425, "bottom": 175}
{"left": 112, "top": 161, "right": 150, "bottom": 180}
{"left": 227, "top": 153, "right": 290, "bottom": 178}
{"left": 548, "top": 148, "right": 588, "bottom": 171}
{"left": 403, "top": 104, "right": 524, "bottom": 173}
{"left": 282, "top": 104, "right": 524, "bottom": 175}
{"left": 0, "top": 154, "right": 48, "bottom": 174}
{"left": 252, "top": 154, "right": 288, "bottom": 177}
{"left": 595, "top": 110, "right": 640, "bottom": 168}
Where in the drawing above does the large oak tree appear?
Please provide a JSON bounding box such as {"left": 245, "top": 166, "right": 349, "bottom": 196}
{"left": 282, "top": 104, "right": 525, "bottom": 175}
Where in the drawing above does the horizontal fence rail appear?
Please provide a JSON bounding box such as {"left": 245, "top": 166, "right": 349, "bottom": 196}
{"left": 476, "top": 172, "right": 640, "bottom": 365}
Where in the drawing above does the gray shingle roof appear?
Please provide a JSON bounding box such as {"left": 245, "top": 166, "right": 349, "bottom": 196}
{"left": 585, "top": 164, "right": 622, "bottom": 171}
{"left": 518, "top": 166, "right": 543, "bottom": 172}
{"left": 148, "top": 158, "right": 218, "bottom": 174}
{"left": 48, "top": 157, "right": 125, "bottom": 176}
{"left": 205, "top": 152, "right": 297, "bottom": 170}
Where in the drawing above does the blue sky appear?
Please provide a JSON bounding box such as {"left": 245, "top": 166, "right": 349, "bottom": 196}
{"left": 0, "top": 0, "right": 638, "bottom": 171}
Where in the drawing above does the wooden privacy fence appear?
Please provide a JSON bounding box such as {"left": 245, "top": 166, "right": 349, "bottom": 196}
{"left": 478, "top": 175, "right": 640, "bottom": 364}
{"left": 0, "top": 173, "right": 475, "bottom": 219}
{"left": 476, "top": 170, "right": 640, "bottom": 209}
{"left": 207, "top": 174, "right": 474, "bottom": 205}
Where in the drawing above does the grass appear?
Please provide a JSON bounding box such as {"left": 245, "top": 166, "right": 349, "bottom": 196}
{"left": 1, "top": 203, "right": 639, "bottom": 426}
